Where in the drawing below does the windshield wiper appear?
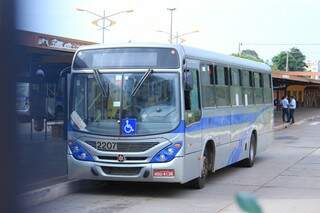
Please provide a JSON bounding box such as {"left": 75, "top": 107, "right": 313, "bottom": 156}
{"left": 93, "top": 68, "right": 109, "bottom": 98}
{"left": 131, "top": 68, "right": 153, "bottom": 97}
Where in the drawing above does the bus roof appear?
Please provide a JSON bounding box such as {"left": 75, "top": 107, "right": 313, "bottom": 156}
{"left": 76, "top": 43, "right": 271, "bottom": 73}
{"left": 181, "top": 45, "right": 271, "bottom": 73}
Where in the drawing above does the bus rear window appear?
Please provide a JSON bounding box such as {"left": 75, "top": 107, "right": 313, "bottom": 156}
{"left": 73, "top": 47, "right": 180, "bottom": 69}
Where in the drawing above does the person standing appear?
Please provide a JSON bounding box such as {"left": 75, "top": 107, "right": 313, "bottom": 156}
{"left": 280, "top": 96, "right": 289, "bottom": 123}
{"left": 289, "top": 96, "right": 297, "bottom": 124}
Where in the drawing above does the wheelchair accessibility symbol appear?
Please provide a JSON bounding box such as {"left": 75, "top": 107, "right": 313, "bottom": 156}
{"left": 121, "top": 118, "right": 136, "bottom": 135}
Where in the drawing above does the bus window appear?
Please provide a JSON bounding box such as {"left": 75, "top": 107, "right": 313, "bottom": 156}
{"left": 184, "top": 67, "right": 201, "bottom": 124}
{"left": 263, "top": 73, "right": 272, "bottom": 103}
{"left": 209, "top": 65, "right": 215, "bottom": 85}
{"left": 239, "top": 69, "right": 243, "bottom": 86}
{"left": 230, "top": 68, "right": 242, "bottom": 106}
{"left": 263, "top": 73, "right": 270, "bottom": 88}
{"left": 231, "top": 68, "right": 240, "bottom": 86}
{"left": 254, "top": 72, "right": 260, "bottom": 88}
{"left": 269, "top": 74, "right": 272, "bottom": 88}
{"left": 72, "top": 75, "right": 86, "bottom": 119}
{"left": 215, "top": 66, "right": 230, "bottom": 106}
{"left": 259, "top": 73, "right": 264, "bottom": 88}
{"left": 254, "top": 72, "right": 263, "bottom": 104}
{"left": 200, "top": 63, "right": 215, "bottom": 107}
{"left": 216, "top": 66, "right": 225, "bottom": 85}
{"left": 200, "top": 63, "right": 215, "bottom": 85}
{"left": 200, "top": 64, "right": 210, "bottom": 85}
{"left": 224, "top": 67, "right": 230, "bottom": 85}
{"left": 249, "top": 71, "right": 255, "bottom": 87}
{"left": 242, "top": 71, "right": 250, "bottom": 87}
{"left": 241, "top": 71, "right": 254, "bottom": 105}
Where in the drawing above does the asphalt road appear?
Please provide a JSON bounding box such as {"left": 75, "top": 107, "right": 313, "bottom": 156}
{"left": 26, "top": 118, "right": 320, "bottom": 213}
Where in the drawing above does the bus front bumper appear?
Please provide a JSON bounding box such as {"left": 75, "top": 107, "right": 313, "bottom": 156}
{"left": 67, "top": 155, "right": 185, "bottom": 184}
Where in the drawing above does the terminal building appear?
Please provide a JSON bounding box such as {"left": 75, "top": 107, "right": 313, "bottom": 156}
{"left": 16, "top": 30, "right": 94, "bottom": 135}
{"left": 272, "top": 70, "right": 320, "bottom": 109}
{"left": 16, "top": 30, "right": 94, "bottom": 191}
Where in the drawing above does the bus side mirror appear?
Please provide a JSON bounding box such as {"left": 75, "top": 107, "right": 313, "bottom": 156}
{"left": 183, "top": 69, "right": 193, "bottom": 91}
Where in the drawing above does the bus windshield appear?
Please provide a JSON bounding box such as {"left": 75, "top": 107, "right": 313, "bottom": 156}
{"left": 71, "top": 72, "right": 180, "bottom": 136}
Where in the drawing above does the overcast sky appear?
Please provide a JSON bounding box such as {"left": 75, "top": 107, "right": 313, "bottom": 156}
{"left": 16, "top": 0, "right": 320, "bottom": 62}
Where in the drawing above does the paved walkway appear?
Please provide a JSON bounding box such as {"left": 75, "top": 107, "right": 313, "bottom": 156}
{"left": 274, "top": 107, "right": 320, "bottom": 128}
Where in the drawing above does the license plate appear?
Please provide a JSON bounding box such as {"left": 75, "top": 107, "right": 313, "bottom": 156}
{"left": 153, "top": 169, "right": 175, "bottom": 177}
{"left": 96, "top": 141, "right": 118, "bottom": 151}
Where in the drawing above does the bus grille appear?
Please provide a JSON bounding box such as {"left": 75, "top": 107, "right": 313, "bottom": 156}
{"left": 85, "top": 141, "right": 159, "bottom": 152}
{"left": 101, "top": 166, "right": 142, "bottom": 176}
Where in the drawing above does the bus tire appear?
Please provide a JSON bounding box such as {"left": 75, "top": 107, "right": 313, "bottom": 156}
{"left": 240, "top": 133, "right": 256, "bottom": 167}
{"left": 188, "top": 147, "right": 211, "bottom": 189}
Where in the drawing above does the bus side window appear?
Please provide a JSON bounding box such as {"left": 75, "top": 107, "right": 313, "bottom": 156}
{"left": 215, "top": 65, "right": 230, "bottom": 106}
{"left": 184, "top": 68, "right": 201, "bottom": 124}
{"left": 241, "top": 70, "right": 253, "bottom": 106}
{"left": 249, "top": 71, "right": 254, "bottom": 87}
{"left": 224, "top": 67, "right": 230, "bottom": 85}
{"left": 209, "top": 65, "right": 215, "bottom": 85}
{"left": 263, "top": 73, "right": 272, "bottom": 103}
{"left": 254, "top": 72, "right": 263, "bottom": 104}
{"left": 200, "top": 63, "right": 215, "bottom": 107}
{"left": 230, "top": 67, "right": 242, "bottom": 106}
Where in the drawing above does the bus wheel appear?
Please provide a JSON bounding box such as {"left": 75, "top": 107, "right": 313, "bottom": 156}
{"left": 188, "top": 148, "right": 210, "bottom": 189}
{"left": 240, "top": 133, "right": 256, "bottom": 167}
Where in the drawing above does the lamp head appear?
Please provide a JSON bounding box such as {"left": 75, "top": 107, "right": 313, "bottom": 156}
{"left": 76, "top": 8, "right": 86, "bottom": 12}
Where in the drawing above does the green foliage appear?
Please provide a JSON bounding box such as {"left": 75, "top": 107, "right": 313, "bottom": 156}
{"left": 236, "top": 192, "right": 263, "bottom": 213}
{"left": 232, "top": 49, "right": 264, "bottom": 63}
{"left": 272, "top": 47, "right": 306, "bottom": 71}
{"left": 242, "top": 49, "right": 260, "bottom": 59}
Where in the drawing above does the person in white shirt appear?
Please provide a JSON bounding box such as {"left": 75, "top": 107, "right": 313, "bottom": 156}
{"left": 280, "top": 96, "right": 289, "bottom": 123}
{"left": 288, "top": 96, "right": 297, "bottom": 124}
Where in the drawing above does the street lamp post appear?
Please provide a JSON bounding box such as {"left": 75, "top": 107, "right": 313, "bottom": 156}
{"left": 156, "top": 30, "right": 199, "bottom": 44}
{"left": 175, "top": 30, "right": 199, "bottom": 44}
{"left": 167, "top": 8, "right": 176, "bottom": 44}
{"left": 102, "top": 10, "right": 106, "bottom": 43}
{"left": 238, "top": 42, "right": 243, "bottom": 55}
{"left": 286, "top": 51, "right": 289, "bottom": 72}
{"left": 76, "top": 8, "right": 134, "bottom": 43}
{"left": 175, "top": 32, "right": 179, "bottom": 44}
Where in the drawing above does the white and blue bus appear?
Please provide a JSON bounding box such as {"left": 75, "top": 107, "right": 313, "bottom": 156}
{"left": 68, "top": 43, "right": 273, "bottom": 188}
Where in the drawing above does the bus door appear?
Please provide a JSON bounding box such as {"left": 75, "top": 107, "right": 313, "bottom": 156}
{"left": 183, "top": 59, "right": 202, "bottom": 180}
{"left": 212, "top": 65, "right": 232, "bottom": 168}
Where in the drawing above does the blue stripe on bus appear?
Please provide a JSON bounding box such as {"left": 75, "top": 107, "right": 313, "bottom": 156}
{"left": 172, "top": 106, "right": 272, "bottom": 133}
{"left": 228, "top": 129, "right": 251, "bottom": 165}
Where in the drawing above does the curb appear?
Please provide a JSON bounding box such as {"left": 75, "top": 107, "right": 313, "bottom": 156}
{"left": 18, "top": 179, "right": 103, "bottom": 209}
{"left": 273, "top": 114, "right": 320, "bottom": 131}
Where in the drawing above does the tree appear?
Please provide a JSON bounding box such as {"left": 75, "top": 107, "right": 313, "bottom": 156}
{"left": 272, "top": 48, "right": 307, "bottom": 71}
{"left": 232, "top": 49, "right": 264, "bottom": 63}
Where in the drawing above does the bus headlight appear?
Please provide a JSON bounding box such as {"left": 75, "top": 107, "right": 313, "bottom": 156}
{"left": 151, "top": 142, "right": 182, "bottom": 163}
{"left": 68, "top": 140, "right": 93, "bottom": 161}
